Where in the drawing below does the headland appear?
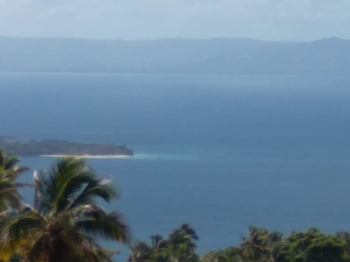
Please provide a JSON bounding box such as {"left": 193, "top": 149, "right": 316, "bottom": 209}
{"left": 0, "top": 136, "right": 133, "bottom": 157}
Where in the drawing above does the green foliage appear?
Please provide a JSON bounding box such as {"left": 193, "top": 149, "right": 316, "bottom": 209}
{"left": 287, "top": 228, "right": 346, "bottom": 262}
{"left": 127, "top": 224, "right": 200, "bottom": 262}
{"left": 128, "top": 242, "right": 153, "bottom": 262}
{"left": 0, "top": 139, "right": 133, "bottom": 157}
{"left": 201, "top": 248, "right": 240, "bottom": 262}
{"left": 200, "top": 227, "right": 350, "bottom": 262}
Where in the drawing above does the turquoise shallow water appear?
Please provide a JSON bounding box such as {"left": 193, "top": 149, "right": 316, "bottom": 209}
{"left": 2, "top": 73, "right": 350, "bottom": 258}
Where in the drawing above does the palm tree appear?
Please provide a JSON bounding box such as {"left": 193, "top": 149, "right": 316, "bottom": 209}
{"left": 237, "top": 226, "right": 270, "bottom": 262}
{"left": 0, "top": 148, "right": 29, "bottom": 211}
{"left": 128, "top": 242, "right": 152, "bottom": 262}
{"left": 147, "top": 224, "right": 199, "bottom": 262}
{"left": 0, "top": 157, "right": 130, "bottom": 262}
{"left": 151, "top": 235, "right": 168, "bottom": 250}
{"left": 167, "top": 224, "right": 199, "bottom": 262}
{"left": 267, "top": 231, "right": 289, "bottom": 262}
{"left": 150, "top": 235, "right": 169, "bottom": 262}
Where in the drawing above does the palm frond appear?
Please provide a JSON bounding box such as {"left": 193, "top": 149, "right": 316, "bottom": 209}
{"left": 26, "top": 232, "right": 50, "bottom": 262}
{"left": 4, "top": 154, "right": 21, "bottom": 171}
{"left": 33, "top": 169, "right": 53, "bottom": 214}
{"left": 40, "top": 157, "right": 108, "bottom": 215}
{"left": 67, "top": 177, "right": 118, "bottom": 211}
{"left": 75, "top": 208, "right": 130, "bottom": 244}
{"left": 62, "top": 229, "right": 117, "bottom": 262}
{"left": 3, "top": 212, "right": 44, "bottom": 243}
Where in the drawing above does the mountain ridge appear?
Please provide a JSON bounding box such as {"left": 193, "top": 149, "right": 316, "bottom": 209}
{"left": 0, "top": 36, "right": 349, "bottom": 75}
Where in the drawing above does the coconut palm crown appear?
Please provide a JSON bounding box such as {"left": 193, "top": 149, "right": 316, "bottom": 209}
{"left": 1, "top": 157, "right": 130, "bottom": 262}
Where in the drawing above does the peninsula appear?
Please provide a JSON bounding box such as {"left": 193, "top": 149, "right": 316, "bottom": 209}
{"left": 0, "top": 136, "right": 133, "bottom": 157}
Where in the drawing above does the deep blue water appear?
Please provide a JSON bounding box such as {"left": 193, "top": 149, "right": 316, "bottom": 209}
{"left": 2, "top": 73, "right": 350, "bottom": 258}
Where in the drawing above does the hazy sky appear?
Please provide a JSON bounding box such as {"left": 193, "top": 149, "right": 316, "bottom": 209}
{"left": 1, "top": 0, "right": 349, "bottom": 41}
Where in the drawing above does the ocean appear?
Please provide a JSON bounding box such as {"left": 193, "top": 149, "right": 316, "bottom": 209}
{"left": 1, "top": 73, "right": 350, "bottom": 257}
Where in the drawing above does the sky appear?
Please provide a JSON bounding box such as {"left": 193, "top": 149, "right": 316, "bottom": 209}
{"left": 0, "top": 0, "right": 349, "bottom": 41}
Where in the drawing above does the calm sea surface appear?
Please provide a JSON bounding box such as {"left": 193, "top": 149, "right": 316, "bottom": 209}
{"left": 1, "top": 73, "right": 350, "bottom": 257}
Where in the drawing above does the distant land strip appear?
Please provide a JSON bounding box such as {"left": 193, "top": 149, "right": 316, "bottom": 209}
{"left": 0, "top": 136, "right": 133, "bottom": 157}
{"left": 0, "top": 36, "right": 349, "bottom": 75}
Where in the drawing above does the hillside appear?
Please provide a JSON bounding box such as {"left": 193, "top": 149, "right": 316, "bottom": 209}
{"left": 0, "top": 37, "right": 350, "bottom": 75}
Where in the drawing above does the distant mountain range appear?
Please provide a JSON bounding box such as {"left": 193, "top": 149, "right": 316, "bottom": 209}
{"left": 0, "top": 36, "right": 350, "bottom": 75}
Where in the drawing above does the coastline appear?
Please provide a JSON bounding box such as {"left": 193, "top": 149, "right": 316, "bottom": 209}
{"left": 39, "top": 154, "right": 131, "bottom": 159}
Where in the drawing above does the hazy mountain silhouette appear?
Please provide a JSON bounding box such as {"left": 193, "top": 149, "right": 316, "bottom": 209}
{"left": 0, "top": 36, "right": 349, "bottom": 75}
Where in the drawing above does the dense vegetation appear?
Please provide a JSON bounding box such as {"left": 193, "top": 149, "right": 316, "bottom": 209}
{"left": 128, "top": 225, "right": 350, "bottom": 262}
{"left": 0, "top": 137, "right": 133, "bottom": 156}
{"left": 0, "top": 148, "right": 349, "bottom": 262}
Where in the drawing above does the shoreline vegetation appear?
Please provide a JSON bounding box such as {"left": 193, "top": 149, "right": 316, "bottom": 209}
{"left": 0, "top": 136, "right": 134, "bottom": 157}
{"left": 1, "top": 148, "right": 350, "bottom": 262}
